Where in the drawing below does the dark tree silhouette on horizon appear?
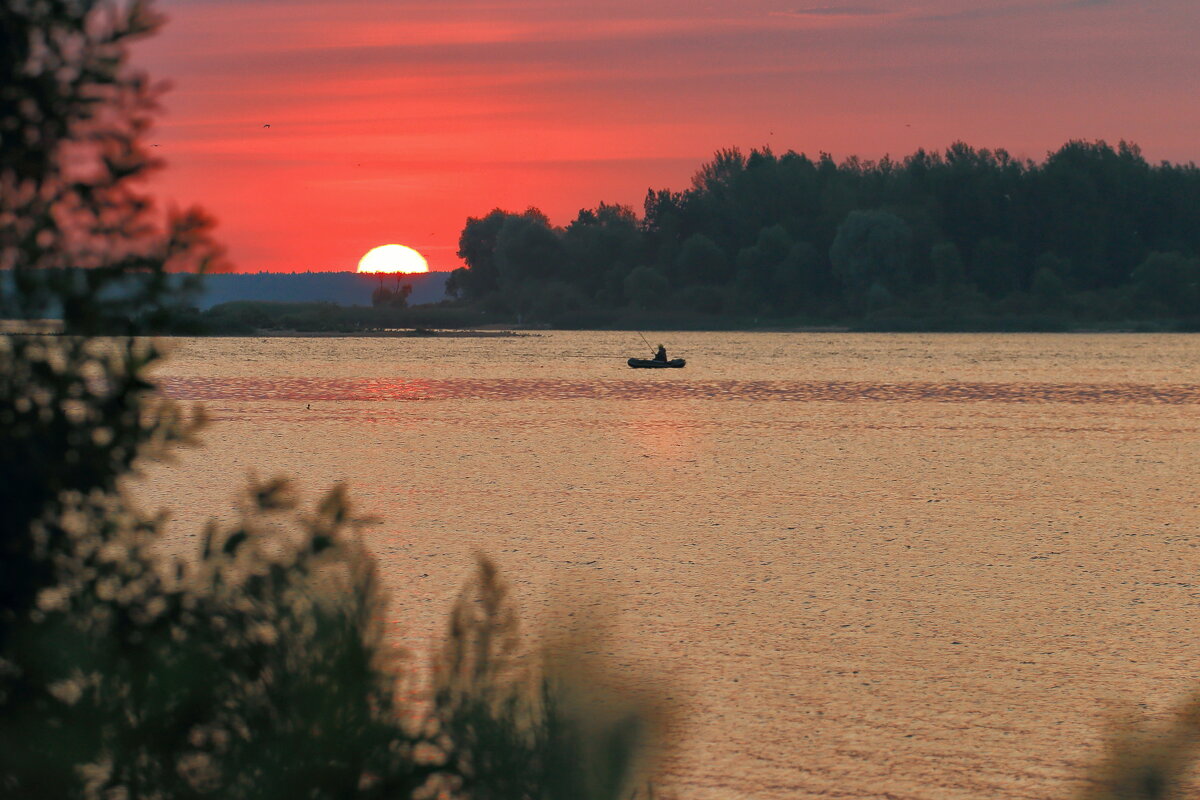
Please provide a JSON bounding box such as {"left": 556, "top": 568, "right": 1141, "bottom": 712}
{"left": 443, "top": 140, "right": 1200, "bottom": 329}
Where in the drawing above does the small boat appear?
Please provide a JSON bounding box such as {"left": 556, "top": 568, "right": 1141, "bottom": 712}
{"left": 628, "top": 357, "right": 686, "bottom": 369}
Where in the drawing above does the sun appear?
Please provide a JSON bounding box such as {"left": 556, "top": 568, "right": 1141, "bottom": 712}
{"left": 357, "top": 244, "right": 429, "bottom": 274}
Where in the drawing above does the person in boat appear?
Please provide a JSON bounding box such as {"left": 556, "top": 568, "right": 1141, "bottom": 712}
{"left": 653, "top": 344, "right": 668, "bottom": 362}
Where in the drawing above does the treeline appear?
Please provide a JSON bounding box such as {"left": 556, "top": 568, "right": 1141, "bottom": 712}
{"left": 195, "top": 271, "right": 449, "bottom": 309}
{"left": 447, "top": 141, "right": 1200, "bottom": 329}
{"left": 190, "top": 300, "right": 486, "bottom": 334}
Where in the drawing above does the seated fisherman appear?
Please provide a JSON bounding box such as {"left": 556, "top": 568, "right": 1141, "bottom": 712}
{"left": 654, "top": 344, "right": 668, "bottom": 362}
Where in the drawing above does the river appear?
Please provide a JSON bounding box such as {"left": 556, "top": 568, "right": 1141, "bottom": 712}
{"left": 138, "top": 332, "right": 1200, "bottom": 800}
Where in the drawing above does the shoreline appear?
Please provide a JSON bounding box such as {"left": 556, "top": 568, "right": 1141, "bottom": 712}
{"left": 245, "top": 327, "right": 536, "bottom": 338}
{"left": 1, "top": 320, "right": 1192, "bottom": 336}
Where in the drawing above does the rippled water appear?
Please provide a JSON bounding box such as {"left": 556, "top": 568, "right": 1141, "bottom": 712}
{"left": 138, "top": 332, "right": 1200, "bottom": 800}
{"left": 162, "top": 376, "right": 1200, "bottom": 404}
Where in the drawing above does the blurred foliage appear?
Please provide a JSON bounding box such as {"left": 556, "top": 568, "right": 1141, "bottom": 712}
{"left": 0, "top": 1, "right": 222, "bottom": 332}
{"left": 1, "top": 0, "right": 219, "bottom": 657}
{"left": 1079, "top": 698, "right": 1200, "bottom": 800}
{"left": 0, "top": 2, "right": 435, "bottom": 797}
{"left": 435, "top": 556, "right": 658, "bottom": 800}
{"left": 2, "top": 480, "right": 438, "bottom": 799}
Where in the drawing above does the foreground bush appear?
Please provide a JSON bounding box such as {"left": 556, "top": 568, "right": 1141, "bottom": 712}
{"left": 0, "top": 2, "right": 430, "bottom": 796}
{"left": 436, "top": 556, "right": 659, "bottom": 800}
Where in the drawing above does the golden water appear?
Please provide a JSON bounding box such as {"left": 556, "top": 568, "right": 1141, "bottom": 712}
{"left": 139, "top": 332, "right": 1200, "bottom": 799}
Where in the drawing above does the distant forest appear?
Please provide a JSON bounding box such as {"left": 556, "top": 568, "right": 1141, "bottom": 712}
{"left": 445, "top": 140, "right": 1200, "bottom": 330}
{"left": 193, "top": 271, "right": 448, "bottom": 309}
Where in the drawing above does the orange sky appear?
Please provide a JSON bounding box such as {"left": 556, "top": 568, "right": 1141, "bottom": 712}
{"left": 136, "top": 0, "right": 1200, "bottom": 273}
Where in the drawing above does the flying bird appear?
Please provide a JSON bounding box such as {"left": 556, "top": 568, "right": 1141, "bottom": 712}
{"left": 263, "top": 123, "right": 271, "bottom": 128}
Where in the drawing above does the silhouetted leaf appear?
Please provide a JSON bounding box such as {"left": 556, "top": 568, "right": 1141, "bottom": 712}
{"left": 222, "top": 531, "right": 248, "bottom": 555}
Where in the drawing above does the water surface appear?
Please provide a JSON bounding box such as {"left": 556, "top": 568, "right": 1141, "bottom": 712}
{"left": 140, "top": 333, "right": 1200, "bottom": 800}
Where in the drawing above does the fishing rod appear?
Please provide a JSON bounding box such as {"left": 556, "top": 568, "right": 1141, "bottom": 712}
{"left": 635, "top": 330, "right": 656, "bottom": 355}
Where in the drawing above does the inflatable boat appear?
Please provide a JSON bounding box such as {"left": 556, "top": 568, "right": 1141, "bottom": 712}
{"left": 627, "top": 358, "right": 686, "bottom": 368}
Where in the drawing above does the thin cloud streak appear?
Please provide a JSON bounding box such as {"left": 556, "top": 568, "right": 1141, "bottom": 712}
{"left": 771, "top": 5, "right": 888, "bottom": 16}
{"left": 911, "top": 0, "right": 1131, "bottom": 23}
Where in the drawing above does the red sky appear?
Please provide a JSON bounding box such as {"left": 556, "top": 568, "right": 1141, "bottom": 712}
{"left": 135, "top": 0, "right": 1200, "bottom": 273}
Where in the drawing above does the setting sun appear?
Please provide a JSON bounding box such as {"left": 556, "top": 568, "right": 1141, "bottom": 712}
{"left": 356, "top": 244, "right": 429, "bottom": 274}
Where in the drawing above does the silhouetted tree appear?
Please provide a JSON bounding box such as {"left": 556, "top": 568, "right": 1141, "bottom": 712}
{"left": 930, "top": 242, "right": 966, "bottom": 292}
{"left": 642, "top": 188, "right": 686, "bottom": 268}
{"left": 971, "top": 237, "right": 1023, "bottom": 297}
{"left": 372, "top": 282, "right": 413, "bottom": 308}
{"left": 675, "top": 234, "right": 728, "bottom": 286}
{"left": 623, "top": 265, "right": 669, "bottom": 309}
{"left": 735, "top": 225, "right": 794, "bottom": 296}
{"left": 829, "top": 210, "right": 912, "bottom": 299}
{"left": 1031, "top": 252, "right": 1072, "bottom": 310}
{"left": 1130, "top": 251, "right": 1200, "bottom": 316}
{"left": 446, "top": 139, "right": 1200, "bottom": 328}
{"left": 494, "top": 211, "right": 564, "bottom": 290}
{"left": 673, "top": 284, "right": 725, "bottom": 315}
{"left": 563, "top": 203, "right": 642, "bottom": 299}
{"left": 1031, "top": 264, "right": 1068, "bottom": 311}
{"left": 453, "top": 209, "right": 512, "bottom": 298}
{"left": 772, "top": 241, "right": 823, "bottom": 310}
{"left": 690, "top": 147, "right": 747, "bottom": 195}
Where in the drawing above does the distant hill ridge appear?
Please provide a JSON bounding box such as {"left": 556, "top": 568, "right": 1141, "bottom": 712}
{"left": 194, "top": 271, "right": 450, "bottom": 310}
{"left": 0, "top": 270, "right": 450, "bottom": 318}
